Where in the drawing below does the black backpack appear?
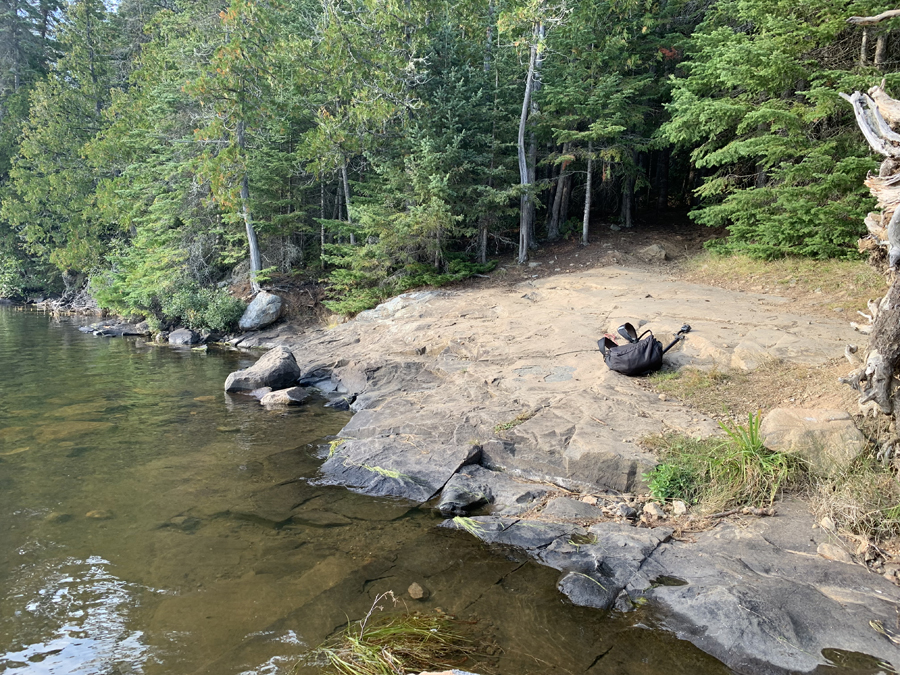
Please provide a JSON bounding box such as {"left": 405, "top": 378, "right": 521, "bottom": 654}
{"left": 598, "top": 323, "right": 690, "bottom": 376}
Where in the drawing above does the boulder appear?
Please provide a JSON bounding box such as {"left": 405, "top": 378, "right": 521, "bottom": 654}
{"left": 637, "top": 244, "right": 667, "bottom": 263}
{"left": 260, "top": 386, "right": 310, "bottom": 407}
{"left": 168, "top": 328, "right": 200, "bottom": 345}
{"left": 760, "top": 408, "right": 865, "bottom": 474}
{"left": 224, "top": 346, "right": 302, "bottom": 392}
{"left": 238, "top": 291, "right": 283, "bottom": 331}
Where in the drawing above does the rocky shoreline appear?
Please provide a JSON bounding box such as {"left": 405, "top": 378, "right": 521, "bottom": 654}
{"left": 78, "top": 266, "right": 900, "bottom": 673}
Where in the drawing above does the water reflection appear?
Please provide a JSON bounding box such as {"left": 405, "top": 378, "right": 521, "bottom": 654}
{"left": 0, "top": 309, "right": 736, "bottom": 675}
{"left": 1, "top": 556, "right": 151, "bottom": 674}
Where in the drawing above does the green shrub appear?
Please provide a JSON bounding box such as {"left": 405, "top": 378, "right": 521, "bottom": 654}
{"left": 323, "top": 250, "right": 496, "bottom": 316}
{"left": 644, "top": 413, "right": 805, "bottom": 512}
{"left": 0, "top": 257, "right": 24, "bottom": 298}
{"left": 160, "top": 283, "right": 245, "bottom": 332}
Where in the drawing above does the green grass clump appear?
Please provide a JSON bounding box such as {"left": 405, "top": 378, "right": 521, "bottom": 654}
{"left": 312, "top": 592, "right": 483, "bottom": 675}
{"left": 493, "top": 409, "right": 536, "bottom": 435}
{"left": 644, "top": 413, "right": 804, "bottom": 512}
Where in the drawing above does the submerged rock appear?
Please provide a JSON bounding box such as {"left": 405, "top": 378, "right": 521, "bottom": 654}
{"left": 260, "top": 386, "right": 309, "bottom": 407}
{"left": 321, "top": 437, "right": 480, "bottom": 502}
{"left": 224, "top": 346, "right": 301, "bottom": 392}
{"left": 239, "top": 291, "right": 283, "bottom": 331}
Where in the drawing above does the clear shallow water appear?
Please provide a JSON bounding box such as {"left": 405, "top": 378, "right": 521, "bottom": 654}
{"left": 0, "top": 307, "right": 736, "bottom": 675}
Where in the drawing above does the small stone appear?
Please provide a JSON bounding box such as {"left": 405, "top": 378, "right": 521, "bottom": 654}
{"left": 86, "top": 509, "right": 113, "bottom": 520}
{"left": 819, "top": 516, "right": 836, "bottom": 532}
{"left": 581, "top": 495, "right": 598, "bottom": 506}
{"left": 672, "top": 500, "right": 688, "bottom": 516}
{"left": 642, "top": 502, "right": 665, "bottom": 519}
{"left": 613, "top": 502, "right": 636, "bottom": 518}
{"left": 45, "top": 512, "right": 73, "bottom": 524}
{"left": 408, "top": 582, "right": 428, "bottom": 600}
{"left": 658, "top": 393, "right": 668, "bottom": 401}
{"left": 817, "top": 542, "right": 853, "bottom": 564}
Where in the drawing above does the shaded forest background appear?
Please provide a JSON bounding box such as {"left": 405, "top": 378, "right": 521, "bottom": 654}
{"left": 0, "top": 0, "right": 897, "bottom": 328}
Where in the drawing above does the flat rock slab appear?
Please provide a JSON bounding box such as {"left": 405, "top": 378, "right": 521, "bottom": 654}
{"left": 623, "top": 501, "right": 900, "bottom": 674}
{"left": 319, "top": 437, "right": 480, "bottom": 502}
{"left": 436, "top": 465, "right": 554, "bottom": 516}
{"left": 264, "top": 266, "right": 856, "bottom": 500}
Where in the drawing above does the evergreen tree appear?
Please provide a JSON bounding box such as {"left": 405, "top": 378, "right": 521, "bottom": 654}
{"left": 663, "top": 0, "right": 885, "bottom": 258}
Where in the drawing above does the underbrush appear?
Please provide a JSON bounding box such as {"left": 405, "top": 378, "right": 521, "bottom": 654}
{"left": 309, "top": 592, "right": 489, "bottom": 675}
{"left": 810, "top": 457, "right": 900, "bottom": 545}
{"left": 322, "top": 247, "right": 496, "bottom": 316}
{"left": 644, "top": 413, "right": 805, "bottom": 513}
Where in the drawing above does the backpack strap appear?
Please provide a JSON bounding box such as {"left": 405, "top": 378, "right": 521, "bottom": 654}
{"left": 617, "top": 322, "right": 639, "bottom": 343}
{"left": 597, "top": 336, "right": 618, "bottom": 356}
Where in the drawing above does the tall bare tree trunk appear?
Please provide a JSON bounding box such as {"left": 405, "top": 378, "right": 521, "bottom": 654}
{"left": 320, "top": 180, "right": 326, "bottom": 265}
{"left": 517, "top": 37, "right": 538, "bottom": 264}
{"left": 237, "top": 120, "right": 261, "bottom": 292}
{"left": 548, "top": 143, "right": 570, "bottom": 241}
{"left": 875, "top": 31, "right": 888, "bottom": 70}
{"left": 342, "top": 160, "right": 355, "bottom": 245}
{"left": 861, "top": 27, "right": 870, "bottom": 66}
{"left": 582, "top": 141, "right": 593, "bottom": 246}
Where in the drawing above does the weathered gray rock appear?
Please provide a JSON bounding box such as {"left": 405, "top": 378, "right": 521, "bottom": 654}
{"left": 623, "top": 501, "right": 900, "bottom": 674}
{"left": 444, "top": 516, "right": 672, "bottom": 612}
{"left": 443, "top": 516, "right": 581, "bottom": 550}
{"left": 224, "top": 346, "right": 302, "bottom": 392}
{"left": 436, "top": 465, "right": 551, "bottom": 516}
{"left": 760, "top": 408, "right": 865, "bottom": 474}
{"left": 168, "top": 328, "right": 200, "bottom": 345}
{"left": 320, "top": 437, "right": 481, "bottom": 502}
{"left": 79, "top": 320, "right": 149, "bottom": 337}
{"left": 637, "top": 244, "right": 667, "bottom": 263}
{"left": 239, "top": 291, "right": 283, "bottom": 331}
{"left": 541, "top": 497, "right": 604, "bottom": 522}
{"left": 260, "top": 386, "right": 309, "bottom": 407}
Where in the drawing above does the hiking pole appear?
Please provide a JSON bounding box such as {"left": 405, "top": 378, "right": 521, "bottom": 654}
{"left": 662, "top": 324, "right": 691, "bottom": 355}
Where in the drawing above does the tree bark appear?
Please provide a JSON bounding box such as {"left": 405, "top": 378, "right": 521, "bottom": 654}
{"left": 876, "top": 31, "right": 888, "bottom": 70}
{"left": 548, "top": 143, "right": 569, "bottom": 241}
{"left": 841, "top": 82, "right": 900, "bottom": 419}
{"left": 861, "top": 27, "right": 869, "bottom": 66}
{"left": 582, "top": 141, "right": 593, "bottom": 246}
{"left": 517, "top": 37, "right": 538, "bottom": 264}
{"left": 237, "top": 120, "right": 261, "bottom": 292}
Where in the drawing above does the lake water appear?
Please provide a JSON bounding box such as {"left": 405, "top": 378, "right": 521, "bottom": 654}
{"left": 0, "top": 307, "right": 733, "bottom": 675}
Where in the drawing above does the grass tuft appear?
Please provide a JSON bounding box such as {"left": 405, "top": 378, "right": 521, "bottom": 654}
{"left": 451, "top": 516, "right": 485, "bottom": 535}
{"left": 643, "top": 412, "right": 805, "bottom": 513}
{"left": 311, "top": 592, "right": 486, "bottom": 675}
{"left": 810, "top": 458, "right": 900, "bottom": 544}
{"left": 493, "top": 409, "right": 537, "bottom": 435}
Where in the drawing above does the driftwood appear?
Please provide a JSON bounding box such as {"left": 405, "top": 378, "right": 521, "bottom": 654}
{"left": 841, "top": 82, "right": 900, "bottom": 417}
{"left": 847, "top": 9, "right": 900, "bottom": 26}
